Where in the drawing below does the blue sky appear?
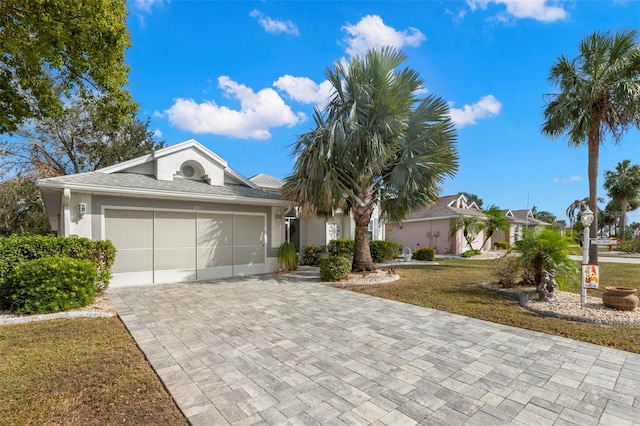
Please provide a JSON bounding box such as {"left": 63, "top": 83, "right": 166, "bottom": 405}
{"left": 126, "top": 0, "right": 640, "bottom": 223}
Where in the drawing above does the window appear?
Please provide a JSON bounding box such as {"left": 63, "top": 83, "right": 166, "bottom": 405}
{"left": 368, "top": 219, "right": 376, "bottom": 240}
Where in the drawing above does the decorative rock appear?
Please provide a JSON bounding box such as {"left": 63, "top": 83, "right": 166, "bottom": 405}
{"left": 602, "top": 287, "right": 639, "bottom": 311}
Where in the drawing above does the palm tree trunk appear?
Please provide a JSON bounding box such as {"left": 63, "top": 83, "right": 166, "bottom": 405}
{"left": 588, "top": 128, "right": 599, "bottom": 265}
{"left": 352, "top": 188, "right": 376, "bottom": 272}
{"left": 352, "top": 212, "right": 375, "bottom": 271}
{"left": 620, "top": 196, "right": 628, "bottom": 242}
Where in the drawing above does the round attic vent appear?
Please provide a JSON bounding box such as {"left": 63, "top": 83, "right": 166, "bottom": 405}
{"left": 181, "top": 164, "right": 196, "bottom": 178}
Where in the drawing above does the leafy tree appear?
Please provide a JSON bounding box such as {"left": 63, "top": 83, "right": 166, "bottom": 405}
{"left": 282, "top": 47, "right": 458, "bottom": 271}
{"left": 0, "top": 176, "right": 50, "bottom": 235}
{"left": 450, "top": 215, "right": 485, "bottom": 250}
{"left": 0, "top": 0, "right": 136, "bottom": 134}
{"left": 542, "top": 29, "right": 640, "bottom": 264}
{"left": 481, "top": 205, "right": 510, "bottom": 249}
{"left": 531, "top": 207, "right": 556, "bottom": 224}
{"left": 0, "top": 103, "right": 164, "bottom": 234}
{"left": 461, "top": 192, "right": 483, "bottom": 208}
{"left": 2, "top": 99, "right": 165, "bottom": 177}
{"left": 603, "top": 159, "right": 640, "bottom": 242}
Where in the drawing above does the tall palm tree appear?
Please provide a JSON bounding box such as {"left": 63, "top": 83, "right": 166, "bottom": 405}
{"left": 481, "top": 205, "right": 510, "bottom": 249}
{"left": 282, "top": 47, "right": 459, "bottom": 271}
{"left": 603, "top": 159, "right": 640, "bottom": 242}
{"left": 542, "top": 29, "right": 640, "bottom": 264}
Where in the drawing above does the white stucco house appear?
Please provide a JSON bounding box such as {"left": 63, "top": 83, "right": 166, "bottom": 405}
{"left": 388, "top": 193, "right": 487, "bottom": 255}
{"left": 249, "top": 174, "right": 385, "bottom": 252}
{"left": 37, "top": 139, "right": 290, "bottom": 287}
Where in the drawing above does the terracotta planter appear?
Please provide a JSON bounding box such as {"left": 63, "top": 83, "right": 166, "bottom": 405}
{"left": 602, "top": 287, "right": 639, "bottom": 311}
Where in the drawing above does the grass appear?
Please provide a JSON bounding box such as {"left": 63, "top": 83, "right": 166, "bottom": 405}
{"left": 0, "top": 317, "right": 187, "bottom": 426}
{"left": 346, "top": 259, "right": 640, "bottom": 354}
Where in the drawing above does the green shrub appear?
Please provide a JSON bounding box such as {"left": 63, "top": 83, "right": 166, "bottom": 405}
{"left": 413, "top": 247, "right": 436, "bottom": 261}
{"left": 328, "top": 239, "right": 354, "bottom": 259}
{"left": 460, "top": 249, "right": 482, "bottom": 258}
{"left": 0, "top": 235, "right": 115, "bottom": 297}
{"left": 277, "top": 241, "right": 298, "bottom": 272}
{"left": 6, "top": 256, "right": 97, "bottom": 314}
{"left": 302, "top": 244, "right": 323, "bottom": 266}
{"left": 494, "top": 241, "right": 509, "bottom": 250}
{"left": 319, "top": 256, "right": 351, "bottom": 282}
{"left": 620, "top": 240, "right": 640, "bottom": 253}
{"left": 369, "top": 240, "right": 401, "bottom": 263}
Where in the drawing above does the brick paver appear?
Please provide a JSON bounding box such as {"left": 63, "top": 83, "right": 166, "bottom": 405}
{"left": 108, "top": 270, "right": 640, "bottom": 425}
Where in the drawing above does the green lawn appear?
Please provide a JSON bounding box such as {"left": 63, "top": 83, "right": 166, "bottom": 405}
{"left": 346, "top": 259, "right": 640, "bottom": 354}
{"left": 0, "top": 318, "right": 187, "bottom": 426}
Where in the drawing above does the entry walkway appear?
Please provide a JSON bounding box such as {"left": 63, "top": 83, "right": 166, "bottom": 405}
{"left": 109, "top": 271, "right": 640, "bottom": 425}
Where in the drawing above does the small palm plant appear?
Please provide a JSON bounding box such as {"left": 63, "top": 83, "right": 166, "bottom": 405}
{"left": 515, "top": 227, "right": 576, "bottom": 287}
{"left": 278, "top": 241, "right": 298, "bottom": 272}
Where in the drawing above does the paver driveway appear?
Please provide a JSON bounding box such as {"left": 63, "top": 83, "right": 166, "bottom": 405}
{"left": 108, "top": 270, "right": 640, "bottom": 425}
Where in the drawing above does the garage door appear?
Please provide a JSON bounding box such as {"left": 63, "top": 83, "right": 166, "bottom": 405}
{"left": 105, "top": 209, "right": 266, "bottom": 287}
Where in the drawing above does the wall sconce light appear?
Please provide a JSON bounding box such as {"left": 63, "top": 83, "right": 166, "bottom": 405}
{"left": 275, "top": 212, "right": 283, "bottom": 222}
{"left": 78, "top": 203, "right": 88, "bottom": 215}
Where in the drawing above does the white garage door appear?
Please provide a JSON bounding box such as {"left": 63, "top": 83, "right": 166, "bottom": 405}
{"left": 105, "top": 209, "right": 266, "bottom": 287}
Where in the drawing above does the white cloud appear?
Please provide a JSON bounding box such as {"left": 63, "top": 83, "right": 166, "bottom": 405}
{"left": 131, "top": 0, "right": 167, "bottom": 12}
{"left": 165, "top": 76, "right": 305, "bottom": 139}
{"left": 413, "top": 86, "right": 429, "bottom": 96}
{"left": 552, "top": 176, "right": 582, "bottom": 184}
{"left": 152, "top": 129, "right": 163, "bottom": 138}
{"left": 273, "top": 75, "right": 334, "bottom": 105}
{"left": 448, "top": 95, "right": 502, "bottom": 127}
{"left": 250, "top": 10, "right": 299, "bottom": 36}
{"left": 342, "top": 15, "right": 426, "bottom": 57}
{"left": 466, "top": 0, "right": 567, "bottom": 22}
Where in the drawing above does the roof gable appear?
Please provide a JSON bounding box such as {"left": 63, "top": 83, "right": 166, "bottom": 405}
{"left": 95, "top": 139, "right": 257, "bottom": 188}
{"left": 406, "top": 193, "right": 486, "bottom": 221}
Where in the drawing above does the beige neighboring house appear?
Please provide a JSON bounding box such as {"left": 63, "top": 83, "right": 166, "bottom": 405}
{"left": 492, "top": 209, "right": 551, "bottom": 247}
{"left": 38, "top": 139, "right": 289, "bottom": 287}
{"left": 249, "top": 174, "right": 385, "bottom": 252}
{"left": 389, "top": 193, "right": 487, "bottom": 255}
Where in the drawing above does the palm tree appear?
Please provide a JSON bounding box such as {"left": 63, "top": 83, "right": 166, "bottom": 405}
{"left": 542, "top": 29, "right": 640, "bottom": 264}
{"left": 603, "top": 159, "right": 640, "bottom": 242}
{"left": 450, "top": 215, "right": 485, "bottom": 251}
{"left": 481, "top": 205, "right": 510, "bottom": 249}
{"left": 565, "top": 199, "right": 584, "bottom": 232}
{"left": 282, "top": 47, "right": 458, "bottom": 271}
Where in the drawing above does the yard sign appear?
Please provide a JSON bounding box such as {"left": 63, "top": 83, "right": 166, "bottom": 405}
{"left": 582, "top": 264, "right": 599, "bottom": 289}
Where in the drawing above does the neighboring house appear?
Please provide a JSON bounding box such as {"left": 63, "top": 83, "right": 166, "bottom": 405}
{"left": 389, "top": 193, "right": 487, "bottom": 255}
{"left": 492, "top": 209, "right": 551, "bottom": 247}
{"left": 38, "top": 139, "right": 289, "bottom": 287}
{"left": 249, "top": 174, "right": 386, "bottom": 252}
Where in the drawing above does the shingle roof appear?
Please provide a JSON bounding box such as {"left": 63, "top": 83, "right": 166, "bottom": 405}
{"left": 506, "top": 209, "right": 550, "bottom": 226}
{"left": 249, "top": 173, "right": 285, "bottom": 190}
{"left": 406, "top": 194, "right": 486, "bottom": 220}
{"left": 39, "top": 172, "right": 282, "bottom": 201}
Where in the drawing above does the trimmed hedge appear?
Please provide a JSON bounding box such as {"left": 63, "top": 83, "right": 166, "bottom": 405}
{"left": 413, "top": 247, "right": 435, "bottom": 261}
{"left": 0, "top": 235, "right": 115, "bottom": 308}
{"left": 6, "top": 256, "right": 98, "bottom": 314}
{"left": 302, "top": 244, "right": 323, "bottom": 266}
{"left": 328, "top": 239, "right": 354, "bottom": 259}
{"left": 319, "top": 256, "right": 351, "bottom": 282}
{"left": 369, "top": 240, "right": 401, "bottom": 263}
{"left": 494, "top": 241, "right": 509, "bottom": 250}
